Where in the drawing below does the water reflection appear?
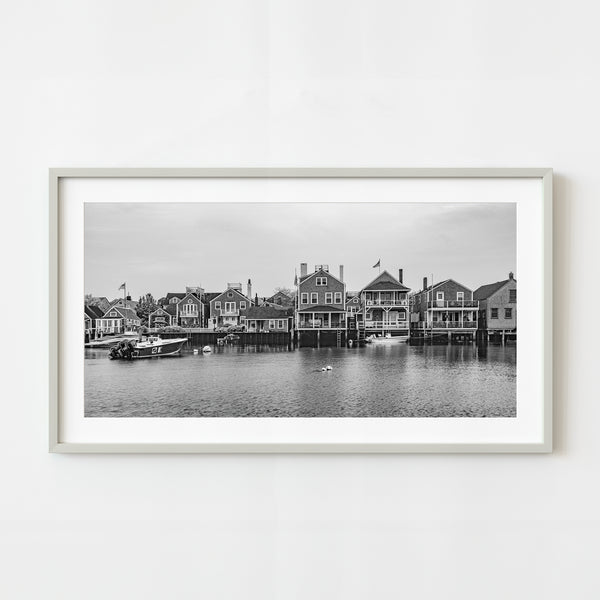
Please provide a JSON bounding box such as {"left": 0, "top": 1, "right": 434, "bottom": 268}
{"left": 85, "top": 344, "right": 516, "bottom": 418}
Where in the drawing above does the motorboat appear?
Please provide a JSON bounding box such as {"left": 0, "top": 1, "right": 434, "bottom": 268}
{"left": 366, "top": 333, "right": 408, "bottom": 344}
{"left": 108, "top": 336, "right": 187, "bottom": 359}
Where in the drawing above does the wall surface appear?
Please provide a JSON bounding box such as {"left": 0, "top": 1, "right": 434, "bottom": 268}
{"left": 1, "top": 1, "right": 599, "bottom": 598}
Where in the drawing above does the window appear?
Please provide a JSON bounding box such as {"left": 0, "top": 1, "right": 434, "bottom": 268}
{"left": 325, "top": 292, "right": 333, "bottom": 304}
{"left": 316, "top": 277, "right": 327, "bottom": 286}
{"left": 334, "top": 292, "right": 342, "bottom": 304}
{"left": 491, "top": 308, "right": 498, "bottom": 319}
{"left": 278, "top": 320, "right": 284, "bottom": 329}
{"left": 504, "top": 308, "right": 512, "bottom": 319}
{"left": 269, "top": 320, "right": 275, "bottom": 329}
{"left": 240, "top": 301, "right": 246, "bottom": 309}
{"left": 110, "top": 311, "right": 117, "bottom": 317}
{"left": 457, "top": 292, "right": 464, "bottom": 302}
{"left": 182, "top": 302, "right": 197, "bottom": 315}
{"left": 301, "top": 293, "right": 308, "bottom": 304}
{"left": 436, "top": 291, "right": 444, "bottom": 301}
{"left": 170, "top": 297, "right": 179, "bottom": 304}
{"left": 225, "top": 302, "right": 235, "bottom": 313}
{"left": 227, "top": 292, "right": 233, "bottom": 298}
{"left": 215, "top": 301, "right": 221, "bottom": 310}
{"left": 311, "top": 292, "right": 318, "bottom": 304}
{"left": 509, "top": 289, "right": 517, "bottom": 303}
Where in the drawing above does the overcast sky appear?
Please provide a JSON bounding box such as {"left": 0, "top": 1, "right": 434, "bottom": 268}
{"left": 85, "top": 202, "right": 515, "bottom": 300}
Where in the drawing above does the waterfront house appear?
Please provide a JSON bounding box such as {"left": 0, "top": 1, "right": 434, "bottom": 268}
{"left": 84, "top": 304, "right": 104, "bottom": 339}
{"left": 96, "top": 305, "right": 141, "bottom": 334}
{"left": 410, "top": 277, "right": 478, "bottom": 340}
{"left": 161, "top": 287, "right": 205, "bottom": 328}
{"left": 345, "top": 293, "right": 361, "bottom": 315}
{"left": 358, "top": 269, "right": 410, "bottom": 335}
{"left": 148, "top": 306, "right": 174, "bottom": 329}
{"left": 296, "top": 263, "right": 346, "bottom": 345}
{"left": 176, "top": 291, "right": 204, "bottom": 328}
{"left": 245, "top": 306, "right": 294, "bottom": 333}
{"left": 209, "top": 282, "right": 252, "bottom": 328}
{"left": 473, "top": 272, "right": 517, "bottom": 342}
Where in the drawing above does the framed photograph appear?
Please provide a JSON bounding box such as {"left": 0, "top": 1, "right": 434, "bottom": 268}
{"left": 50, "top": 168, "right": 552, "bottom": 453}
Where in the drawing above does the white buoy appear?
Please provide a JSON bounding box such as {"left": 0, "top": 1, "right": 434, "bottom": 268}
{"left": 321, "top": 367, "right": 326, "bottom": 371}
{"left": 326, "top": 365, "right": 333, "bottom": 371}
{"left": 202, "top": 345, "right": 212, "bottom": 353}
{"left": 193, "top": 349, "right": 199, "bottom": 355}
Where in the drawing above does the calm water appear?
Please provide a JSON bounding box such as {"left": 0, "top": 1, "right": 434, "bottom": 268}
{"left": 84, "top": 344, "right": 516, "bottom": 418}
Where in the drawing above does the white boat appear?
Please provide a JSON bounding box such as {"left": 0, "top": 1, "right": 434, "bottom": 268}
{"left": 366, "top": 333, "right": 408, "bottom": 344}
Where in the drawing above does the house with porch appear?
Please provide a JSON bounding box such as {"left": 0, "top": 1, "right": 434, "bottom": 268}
{"left": 176, "top": 291, "right": 204, "bottom": 328}
{"left": 473, "top": 272, "right": 517, "bottom": 343}
{"left": 358, "top": 269, "right": 410, "bottom": 336}
{"left": 209, "top": 282, "right": 252, "bottom": 329}
{"left": 245, "top": 306, "right": 294, "bottom": 333}
{"left": 296, "top": 263, "right": 346, "bottom": 346}
{"left": 84, "top": 304, "right": 104, "bottom": 340}
{"left": 410, "top": 277, "right": 479, "bottom": 341}
{"left": 96, "top": 305, "right": 141, "bottom": 334}
{"left": 160, "top": 287, "right": 205, "bottom": 328}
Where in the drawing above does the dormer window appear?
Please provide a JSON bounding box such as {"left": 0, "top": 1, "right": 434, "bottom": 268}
{"left": 316, "top": 277, "right": 327, "bottom": 286}
{"left": 170, "top": 297, "right": 179, "bottom": 304}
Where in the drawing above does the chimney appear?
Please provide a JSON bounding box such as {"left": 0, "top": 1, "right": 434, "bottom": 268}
{"left": 339, "top": 265, "right": 344, "bottom": 282}
{"left": 422, "top": 277, "right": 427, "bottom": 291}
{"left": 398, "top": 269, "right": 403, "bottom": 284}
{"left": 300, "top": 263, "right": 308, "bottom": 278}
{"left": 509, "top": 271, "right": 514, "bottom": 280}
{"left": 247, "top": 278, "right": 252, "bottom": 300}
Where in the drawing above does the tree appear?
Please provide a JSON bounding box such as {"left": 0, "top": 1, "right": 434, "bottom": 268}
{"left": 136, "top": 293, "right": 158, "bottom": 326}
{"left": 273, "top": 287, "right": 294, "bottom": 297}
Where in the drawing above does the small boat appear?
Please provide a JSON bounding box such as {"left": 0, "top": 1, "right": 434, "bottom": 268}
{"left": 366, "top": 333, "right": 408, "bottom": 345}
{"left": 109, "top": 336, "right": 187, "bottom": 360}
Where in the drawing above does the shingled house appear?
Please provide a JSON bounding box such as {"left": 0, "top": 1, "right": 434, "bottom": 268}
{"left": 296, "top": 263, "right": 346, "bottom": 346}
{"left": 473, "top": 272, "right": 517, "bottom": 343}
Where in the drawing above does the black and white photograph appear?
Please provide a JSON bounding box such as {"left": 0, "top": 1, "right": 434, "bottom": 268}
{"left": 84, "top": 199, "right": 517, "bottom": 419}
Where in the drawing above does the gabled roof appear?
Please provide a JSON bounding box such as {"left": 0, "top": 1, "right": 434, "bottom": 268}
{"left": 165, "top": 292, "right": 186, "bottom": 301}
{"left": 362, "top": 270, "right": 409, "bottom": 292}
{"left": 473, "top": 279, "right": 514, "bottom": 301}
{"left": 297, "top": 305, "right": 346, "bottom": 313}
{"left": 246, "top": 306, "right": 294, "bottom": 319}
{"left": 101, "top": 306, "right": 139, "bottom": 321}
{"left": 211, "top": 287, "right": 251, "bottom": 303}
{"left": 149, "top": 306, "right": 170, "bottom": 316}
{"left": 109, "top": 298, "right": 138, "bottom": 310}
{"left": 179, "top": 292, "right": 202, "bottom": 304}
{"left": 421, "top": 278, "right": 473, "bottom": 293}
{"left": 85, "top": 305, "right": 104, "bottom": 320}
{"left": 299, "top": 267, "right": 344, "bottom": 286}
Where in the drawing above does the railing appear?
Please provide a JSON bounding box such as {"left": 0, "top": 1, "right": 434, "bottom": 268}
{"left": 419, "top": 321, "right": 477, "bottom": 329}
{"left": 427, "top": 300, "right": 478, "bottom": 309}
{"left": 365, "top": 320, "right": 409, "bottom": 329}
{"left": 298, "top": 321, "right": 346, "bottom": 329}
{"left": 215, "top": 309, "right": 240, "bottom": 316}
{"left": 365, "top": 299, "right": 408, "bottom": 306}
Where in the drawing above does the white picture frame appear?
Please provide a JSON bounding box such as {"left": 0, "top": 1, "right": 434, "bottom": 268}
{"left": 50, "top": 168, "right": 552, "bottom": 453}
